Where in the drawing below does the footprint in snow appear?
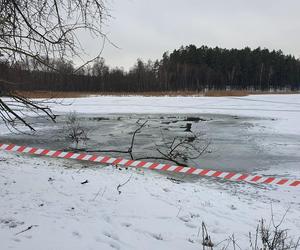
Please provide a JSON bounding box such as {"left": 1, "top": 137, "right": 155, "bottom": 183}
{"left": 109, "top": 242, "right": 120, "bottom": 250}
{"left": 121, "top": 222, "right": 132, "bottom": 228}
{"left": 0, "top": 218, "right": 24, "bottom": 229}
{"left": 72, "top": 231, "right": 81, "bottom": 238}
{"left": 150, "top": 233, "right": 164, "bottom": 241}
{"left": 230, "top": 204, "right": 237, "bottom": 210}
{"left": 95, "top": 237, "right": 120, "bottom": 250}
{"left": 103, "top": 231, "right": 119, "bottom": 241}
{"left": 178, "top": 215, "right": 191, "bottom": 223}
{"left": 102, "top": 215, "right": 111, "bottom": 223}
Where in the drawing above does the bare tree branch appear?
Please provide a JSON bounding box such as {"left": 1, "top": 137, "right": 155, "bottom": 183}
{"left": 0, "top": 0, "right": 109, "bottom": 130}
{"left": 72, "top": 119, "right": 210, "bottom": 168}
{"left": 1, "top": 0, "right": 109, "bottom": 70}
{"left": 0, "top": 79, "right": 56, "bottom": 131}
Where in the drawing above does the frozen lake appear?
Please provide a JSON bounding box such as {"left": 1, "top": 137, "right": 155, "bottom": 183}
{"left": 1, "top": 112, "right": 299, "bottom": 175}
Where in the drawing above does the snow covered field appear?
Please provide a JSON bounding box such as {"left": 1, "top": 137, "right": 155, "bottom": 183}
{"left": 1, "top": 94, "right": 300, "bottom": 249}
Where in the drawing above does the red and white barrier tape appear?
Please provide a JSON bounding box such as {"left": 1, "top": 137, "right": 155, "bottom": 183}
{"left": 0, "top": 143, "right": 299, "bottom": 187}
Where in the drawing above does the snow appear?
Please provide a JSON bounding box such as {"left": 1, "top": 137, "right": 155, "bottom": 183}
{"left": 1, "top": 94, "right": 300, "bottom": 249}
{"left": 1, "top": 151, "right": 299, "bottom": 250}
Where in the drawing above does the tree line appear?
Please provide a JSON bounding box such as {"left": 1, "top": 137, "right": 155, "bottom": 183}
{"left": 1, "top": 45, "right": 300, "bottom": 93}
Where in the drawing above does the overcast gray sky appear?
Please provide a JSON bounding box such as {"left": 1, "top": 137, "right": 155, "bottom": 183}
{"left": 82, "top": 0, "right": 300, "bottom": 70}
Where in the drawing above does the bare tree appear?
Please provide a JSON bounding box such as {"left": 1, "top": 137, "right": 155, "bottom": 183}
{"left": 0, "top": 79, "right": 56, "bottom": 131}
{"left": 0, "top": 0, "right": 107, "bottom": 67}
{"left": 0, "top": 0, "right": 108, "bottom": 130}
{"left": 65, "top": 111, "right": 88, "bottom": 148}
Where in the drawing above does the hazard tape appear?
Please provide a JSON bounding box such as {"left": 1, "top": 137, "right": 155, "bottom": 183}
{"left": 0, "top": 143, "right": 299, "bottom": 187}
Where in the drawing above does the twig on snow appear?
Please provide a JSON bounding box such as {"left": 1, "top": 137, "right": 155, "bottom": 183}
{"left": 91, "top": 186, "right": 107, "bottom": 201}
{"left": 15, "top": 225, "right": 38, "bottom": 235}
{"left": 117, "top": 174, "right": 133, "bottom": 195}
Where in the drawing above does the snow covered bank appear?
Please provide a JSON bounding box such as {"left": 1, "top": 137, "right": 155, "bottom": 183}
{"left": 0, "top": 151, "right": 299, "bottom": 250}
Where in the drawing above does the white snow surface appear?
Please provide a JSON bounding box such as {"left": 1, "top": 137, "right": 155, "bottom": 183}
{"left": 1, "top": 152, "right": 299, "bottom": 250}
{"left": 1, "top": 94, "right": 300, "bottom": 249}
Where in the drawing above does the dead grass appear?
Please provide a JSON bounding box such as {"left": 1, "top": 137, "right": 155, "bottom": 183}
{"left": 203, "top": 90, "right": 250, "bottom": 97}
{"left": 16, "top": 90, "right": 299, "bottom": 99}
{"left": 17, "top": 90, "right": 204, "bottom": 98}
{"left": 203, "top": 90, "right": 299, "bottom": 96}
{"left": 16, "top": 91, "right": 91, "bottom": 99}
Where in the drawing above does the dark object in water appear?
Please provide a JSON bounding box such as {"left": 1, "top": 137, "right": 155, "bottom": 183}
{"left": 185, "top": 123, "right": 192, "bottom": 132}
{"left": 185, "top": 117, "right": 207, "bottom": 122}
